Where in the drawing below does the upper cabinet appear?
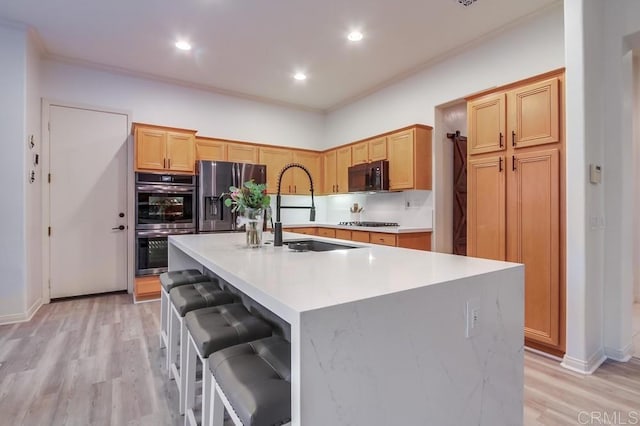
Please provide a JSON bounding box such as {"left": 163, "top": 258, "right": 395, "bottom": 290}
{"left": 195, "top": 138, "right": 227, "bottom": 162}
{"left": 467, "top": 93, "right": 506, "bottom": 155}
{"left": 387, "top": 126, "right": 432, "bottom": 190}
{"left": 507, "top": 77, "right": 560, "bottom": 149}
{"left": 323, "top": 147, "right": 351, "bottom": 194}
{"left": 292, "top": 151, "right": 322, "bottom": 195}
{"left": 228, "top": 143, "right": 259, "bottom": 164}
{"left": 134, "top": 123, "right": 196, "bottom": 174}
{"left": 259, "top": 147, "right": 293, "bottom": 194}
{"left": 351, "top": 136, "right": 388, "bottom": 165}
{"left": 259, "top": 148, "right": 322, "bottom": 194}
{"left": 468, "top": 77, "right": 560, "bottom": 155}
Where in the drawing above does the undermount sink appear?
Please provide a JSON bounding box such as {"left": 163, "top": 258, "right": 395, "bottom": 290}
{"left": 284, "top": 239, "right": 359, "bottom": 252}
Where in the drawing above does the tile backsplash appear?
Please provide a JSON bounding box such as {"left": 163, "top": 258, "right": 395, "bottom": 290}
{"left": 271, "top": 190, "right": 433, "bottom": 228}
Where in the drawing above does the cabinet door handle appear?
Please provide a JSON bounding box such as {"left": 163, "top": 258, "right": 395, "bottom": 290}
{"left": 499, "top": 157, "right": 503, "bottom": 172}
{"left": 168, "top": 158, "right": 171, "bottom": 169}
{"left": 336, "top": 184, "right": 339, "bottom": 192}
{"left": 512, "top": 130, "right": 516, "bottom": 147}
{"left": 163, "top": 158, "right": 166, "bottom": 168}
{"left": 332, "top": 184, "right": 335, "bottom": 192}
{"left": 294, "top": 185, "right": 297, "bottom": 193}
{"left": 499, "top": 132, "right": 504, "bottom": 148}
{"left": 512, "top": 155, "right": 516, "bottom": 171}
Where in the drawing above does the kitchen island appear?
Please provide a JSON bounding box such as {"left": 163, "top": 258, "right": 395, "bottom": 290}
{"left": 168, "top": 232, "right": 524, "bottom": 426}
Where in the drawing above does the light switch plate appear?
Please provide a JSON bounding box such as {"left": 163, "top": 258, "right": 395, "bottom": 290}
{"left": 465, "top": 298, "right": 480, "bottom": 338}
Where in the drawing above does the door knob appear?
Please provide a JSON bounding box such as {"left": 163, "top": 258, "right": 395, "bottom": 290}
{"left": 119, "top": 212, "right": 125, "bottom": 218}
{"left": 112, "top": 225, "right": 125, "bottom": 230}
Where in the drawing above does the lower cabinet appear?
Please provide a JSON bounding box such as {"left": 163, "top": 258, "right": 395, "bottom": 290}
{"left": 287, "top": 227, "right": 317, "bottom": 236}
{"left": 287, "top": 227, "right": 431, "bottom": 251}
{"left": 135, "top": 275, "right": 160, "bottom": 300}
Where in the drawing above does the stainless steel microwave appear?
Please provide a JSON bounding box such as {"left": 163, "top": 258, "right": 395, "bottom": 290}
{"left": 348, "top": 160, "right": 389, "bottom": 192}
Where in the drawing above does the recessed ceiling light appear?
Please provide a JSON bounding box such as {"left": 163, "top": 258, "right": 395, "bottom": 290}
{"left": 347, "top": 31, "right": 364, "bottom": 42}
{"left": 293, "top": 72, "right": 307, "bottom": 81}
{"left": 175, "top": 40, "right": 192, "bottom": 51}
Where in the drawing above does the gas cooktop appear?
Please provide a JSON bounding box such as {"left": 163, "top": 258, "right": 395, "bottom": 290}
{"left": 338, "top": 221, "right": 399, "bottom": 227}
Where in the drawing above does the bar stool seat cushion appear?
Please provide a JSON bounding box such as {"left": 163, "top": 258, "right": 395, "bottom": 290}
{"left": 170, "top": 282, "right": 235, "bottom": 316}
{"left": 209, "top": 336, "right": 291, "bottom": 426}
{"left": 185, "top": 304, "right": 273, "bottom": 358}
{"left": 160, "top": 269, "right": 211, "bottom": 292}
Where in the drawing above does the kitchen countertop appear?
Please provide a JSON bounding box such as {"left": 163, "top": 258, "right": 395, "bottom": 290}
{"left": 281, "top": 222, "right": 432, "bottom": 233}
{"left": 169, "top": 231, "right": 517, "bottom": 322}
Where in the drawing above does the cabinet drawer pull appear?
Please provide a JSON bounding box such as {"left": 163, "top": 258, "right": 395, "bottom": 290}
{"left": 499, "top": 132, "right": 503, "bottom": 148}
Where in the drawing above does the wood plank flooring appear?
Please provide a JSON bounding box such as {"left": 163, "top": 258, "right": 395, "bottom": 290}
{"left": 0, "top": 293, "right": 639, "bottom": 425}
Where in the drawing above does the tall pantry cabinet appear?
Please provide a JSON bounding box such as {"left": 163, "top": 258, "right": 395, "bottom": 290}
{"left": 466, "top": 70, "right": 565, "bottom": 355}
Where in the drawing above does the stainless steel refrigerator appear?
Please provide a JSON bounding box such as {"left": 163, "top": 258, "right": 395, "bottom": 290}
{"left": 197, "top": 160, "right": 267, "bottom": 232}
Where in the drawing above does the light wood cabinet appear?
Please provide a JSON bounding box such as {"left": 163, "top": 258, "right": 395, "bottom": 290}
{"left": 134, "top": 123, "right": 196, "bottom": 173}
{"left": 351, "top": 142, "right": 369, "bottom": 165}
{"left": 317, "top": 228, "right": 336, "bottom": 238}
{"left": 287, "top": 227, "right": 317, "bottom": 236}
{"left": 508, "top": 78, "right": 560, "bottom": 149}
{"left": 259, "top": 147, "right": 293, "bottom": 194}
{"left": 370, "top": 232, "right": 397, "bottom": 247}
{"left": 195, "top": 138, "right": 227, "bottom": 161}
{"left": 507, "top": 148, "right": 560, "bottom": 347}
{"left": 352, "top": 136, "right": 388, "bottom": 165}
{"left": 135, "top": 275, "right": 160, "bottom": 300}
{"left": 335, "top": 229, "right": 352, "bottom": 240}
{"left": 368, "top": 137, "right": 387, "bottom": 161}
{"left": 323, "top": 147, "right": 351, "bottom": 194}
{"left": 387, "top": 126, "right": 432, "bottom": 190}
{"left": 292, "top": 151, "right": 322, "bottom": 195}
{"left": 466, "top": 70, "right": 564, "bottom": 354}
{"left": 228, "top": 143, "right": 259, "bottom": 164}
{"left": 467, "top": 93, "right": 506, "bottom": 155}
{"left": 467, "top": 155, "right": 506, "bottom": 261}
{"left": 351, "top": 230, "right": 370, "bottom": 243}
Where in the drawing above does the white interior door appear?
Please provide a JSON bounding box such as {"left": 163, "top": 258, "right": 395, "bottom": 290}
{"left": 49, "top": 105, "right": 129, "bottom": 298}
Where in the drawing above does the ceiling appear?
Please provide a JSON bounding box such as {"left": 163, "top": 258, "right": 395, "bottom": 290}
{"left": 0, "top": 0, "right": 559, "bottom": 111}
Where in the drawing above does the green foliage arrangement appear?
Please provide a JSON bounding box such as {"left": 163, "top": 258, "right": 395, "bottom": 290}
{"left": 224, "top": 180, "right": 271, "bottom": 213}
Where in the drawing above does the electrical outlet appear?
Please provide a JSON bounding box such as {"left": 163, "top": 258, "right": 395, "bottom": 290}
{"left": 465, "top": 299, "right": 480, "bottom": 338}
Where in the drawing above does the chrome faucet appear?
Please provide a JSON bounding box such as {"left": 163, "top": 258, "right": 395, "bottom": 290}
{"left": 273, "top": 163, "right": 316, "bottom": 246}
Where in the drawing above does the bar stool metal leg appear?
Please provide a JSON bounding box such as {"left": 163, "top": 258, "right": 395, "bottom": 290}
{"left": 160, "top": 287, "right": 169, "bottom": 351}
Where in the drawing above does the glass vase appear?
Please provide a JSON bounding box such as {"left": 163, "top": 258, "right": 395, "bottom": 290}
{"left": 243, "top": 207, "right": 264, "bottom": 248}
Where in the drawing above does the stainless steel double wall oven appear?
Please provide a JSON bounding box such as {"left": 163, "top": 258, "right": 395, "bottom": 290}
{"left": 135, "top": 173, "right": 196, "bottom": 275}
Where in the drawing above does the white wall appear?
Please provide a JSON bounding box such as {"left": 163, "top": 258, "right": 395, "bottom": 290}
{"left": 25, "top": 31, "right": 42, "bottom": 313}
{"left": 600, "top": 0, "right": 640, "bottom": 361}
{"left": 323, "top": 4, "right": 565, "bottom": 146}
{"left": 41, "top": 60, "right": 325, "bottom": 150}
{"left": 0, "top": 23, "right": 27, "bottom": 321}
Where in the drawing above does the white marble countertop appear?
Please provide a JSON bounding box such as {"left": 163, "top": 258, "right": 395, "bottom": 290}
{"left": 281, "top": 222, "right": 432, "bottom": 233}
{"left": 169, "top": 232, "right": 520, "bottom": 323}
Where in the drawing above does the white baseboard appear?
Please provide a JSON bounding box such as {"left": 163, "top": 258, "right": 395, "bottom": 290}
{"left": 0, "top": 298, "right": 43, "bottom": 325}
{"left": 561, "top": 349, "right": 607, "bottom": 374}
{"left": 605, "top": 342, "right": 633, "bottom": 362}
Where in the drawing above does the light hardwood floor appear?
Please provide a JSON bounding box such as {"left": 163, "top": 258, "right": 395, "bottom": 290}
{"left": 0, "top": 293, "right": 639, "bottom": 425}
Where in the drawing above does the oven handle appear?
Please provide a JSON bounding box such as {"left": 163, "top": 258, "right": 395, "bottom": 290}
{"left": 136, "top": 185, "right": 195, "bottom": 193}
{"left": 135, "top": 229, "right": 194, "bottom": 237}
